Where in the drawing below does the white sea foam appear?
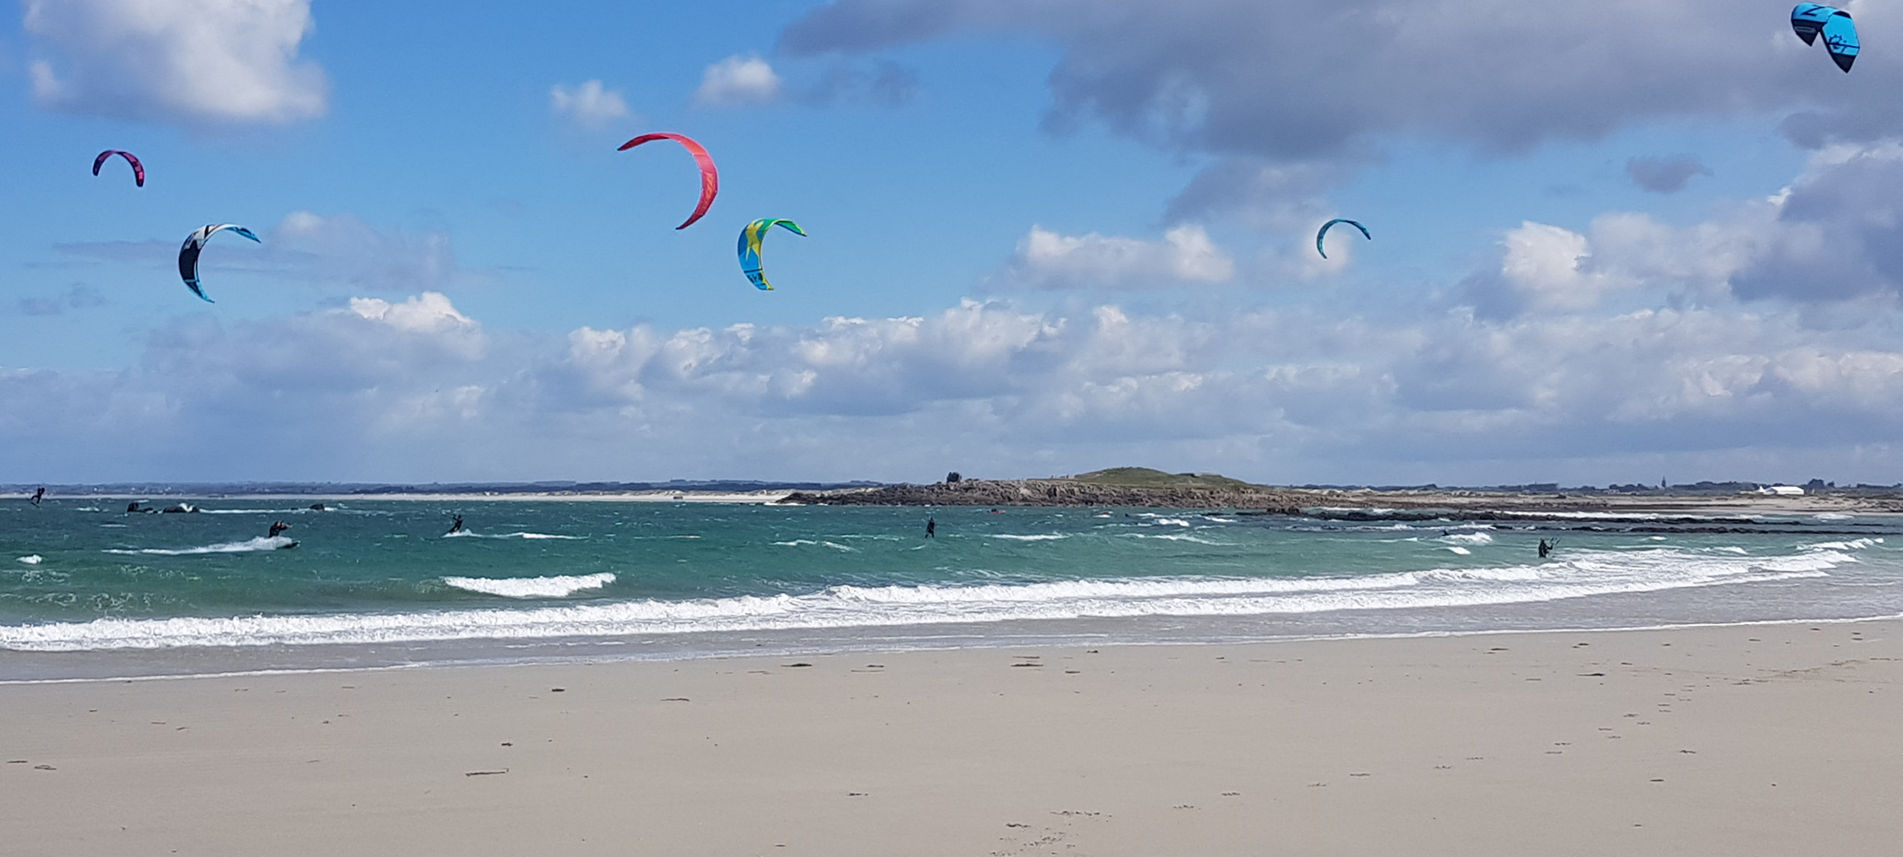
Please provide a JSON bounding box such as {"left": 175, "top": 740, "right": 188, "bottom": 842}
{"left": 1149, "top": 518, "right": 1193, "bottom": 527}
{"left": 103, "top": 536, "right": 296, "bottom": 556}
{"left": 444, "top": 573, "right": 616, "bottom": 599}
{"left": 772, "top": 539, "right": 856, "bottom": 551}
{"left": 1814, "top": 513, "right": 1854, "bottom": 521}
{"left": 0, "top": 546, "right": 1856, "bottom": 652}
{"left": 1805, "top": 538, "right": 1881, "bottom": 552}
{"left": 16, "top": 555, "right": 42, "bottom": 565}
{"left": 991, "top": 534, "right": 1067, "bottom": 542}
{"left": 1445, "top": 546, "right": 1472, "bottom": 555}
{"left": 445, "top": 531, "right": 581, "bottom": 540}
{"left": 1122, "top": 533, "right": 1230, "bottom": 546}
{"left": 1441, "top": 532, "right": 1494, "bottom": 545}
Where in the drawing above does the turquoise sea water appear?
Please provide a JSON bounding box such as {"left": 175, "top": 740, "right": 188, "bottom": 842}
{"left": 2, "top": 498, "right": 1900, "bottom": 679}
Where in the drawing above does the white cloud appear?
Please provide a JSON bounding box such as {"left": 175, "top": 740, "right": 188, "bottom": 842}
{"left": 784, "top": 1, "right": 1903, "bottom": 155}
{"left": 1450, "top": 141, "right": 1903, "bottom": 317}
{"left": 23, "top": 0, "right": 325, "bottom": 125}
{"left": 549, "top": 79, "right": 631, "bottom": 127}
{"left": 349, "top": 292, "right": 478, "bottom": 336}
{"left": 693, "top": 55, "right": 782, "bottom": 106}
{"left": 1496, "top": 221, "right": 1633, "bottom": 312}
{"left": 10, "top": 275, "right": 1900, "bottom": 486}
{"left": 1007, "top": 225, "right": 1235, "bottom": 289}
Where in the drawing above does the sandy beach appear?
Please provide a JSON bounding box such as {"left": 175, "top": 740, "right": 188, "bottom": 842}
{"left": 4, "top": 620, "right": 1899, "bottom": 856}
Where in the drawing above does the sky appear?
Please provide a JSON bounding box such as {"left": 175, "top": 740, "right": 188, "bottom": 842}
{"left": 3, "top": 0, "right": 1902, "bottom": 487}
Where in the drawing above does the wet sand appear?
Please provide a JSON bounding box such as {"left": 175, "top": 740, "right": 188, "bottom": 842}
{"left": 4, "top": 619, "right": 1899, "bottom": 856}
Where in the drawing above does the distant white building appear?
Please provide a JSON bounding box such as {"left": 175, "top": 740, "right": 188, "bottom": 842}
{"left": 1756, "top": 485, "right": 1806, "bottom": 496}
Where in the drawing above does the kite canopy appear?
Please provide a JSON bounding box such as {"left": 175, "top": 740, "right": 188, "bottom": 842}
{"left": 1822, "top": 9, "right": 1860, "bottom": 72}
{"left": 1315, "top": 218, "right": 1371, "bottom": 259}
{"left": 177, "top": 224, "right": 260, "bottom": 303}
{"left": 92, "top": 149, "right": 144, "bottom": 187}
{"left": 1791, "top": 4, "right": 1859, "bottom": 72}
{"left": 617, "top": 132, "right": 719, "bottom": 229}
{"left": 737, "top": 219, "right": 806, "bottom": 291}
{"left": 1791, "top": 3, "right": 1831, "bottom": 44}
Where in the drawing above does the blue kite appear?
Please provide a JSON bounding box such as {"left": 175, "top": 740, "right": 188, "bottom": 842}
{"left": 737, "top": 218, "right": 806, "bottom": 290}
{"left": 1315, "top": 218, "right": 1371, "bottom": 259}
{"left": 177, "top": 224, "right": 260, "bottom": 302}
{"left": 1791, "top": 4, "right": 1859, "bottom": 72}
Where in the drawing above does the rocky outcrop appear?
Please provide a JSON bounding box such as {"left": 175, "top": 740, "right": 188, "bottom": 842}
{"left": 778, "top": 478, "right": 1329, "bottom": 511}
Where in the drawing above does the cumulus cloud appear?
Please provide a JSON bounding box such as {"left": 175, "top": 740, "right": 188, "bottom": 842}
{"left": 693, "top": 55, "right": 781, "bottom": 106}
{"left": 549, "top": 79, "right": 631, "bottom": 127}
{"left": 1005, "top": 225, "right": 1235, "bottom": 289}
{"left": 781, "top": 0, "right": 1903, "bottom": 162}
{"left": 1457, "top": 141, "right": 1903, "bottom": 314}
{"left": 23, "top": 0, "right": 325, "bottom": 125}
{"left": 1727, "top": 143, "right": 1903, "bottom": 303}
{"left": 8, "top": 273, "right": 1901, "bottom": 486}
{"left": 1449, "top": 139, "right": 1903, "bottom": 319}
{"left": 1626, "top": 154, "right": 1712, "bottom": 193}
{"left": 1495, "top": 221, "right": 1634, "bottom": 312}
{"left": 1163, "top": 155, "right": 1365, "bottom": 227}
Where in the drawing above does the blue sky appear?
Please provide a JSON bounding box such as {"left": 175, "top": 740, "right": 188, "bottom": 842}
{"left": 4, "top": 0, "right": 1902, "bottom": 486}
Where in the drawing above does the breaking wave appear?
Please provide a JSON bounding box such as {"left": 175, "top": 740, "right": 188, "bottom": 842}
{"left": 2, "top": 546, "right": 1855, "bottom": 652}
{"left": 444, "top": 573, "right": 617, "bottom": 599}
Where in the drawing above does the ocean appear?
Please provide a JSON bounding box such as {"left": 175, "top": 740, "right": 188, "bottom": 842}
{"left": 3, "top": 498, "right": 1900, "bottom": 680}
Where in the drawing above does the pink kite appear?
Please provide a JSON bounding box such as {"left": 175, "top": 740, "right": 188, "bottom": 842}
{"left": 92, "top": 149, "right": 145, "bottom": 187}
{"left": 617, "top": 132, "right": 718, "bottom": 230}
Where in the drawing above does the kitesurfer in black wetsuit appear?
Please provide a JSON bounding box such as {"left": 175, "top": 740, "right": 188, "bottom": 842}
{"left": 269, "top": 521, "right": 291, "bottom": 538}
{"left": 447, "top": 514, "right": 465, "bottom": 535}
{"left": 30, "top": 486, "right": 44, "bottom": 506}
{"left": 1538, "top": 538, "right": 1552, "bottom": 559}
{"left": 925, "top": 516, "right": 936, "bottom": 538}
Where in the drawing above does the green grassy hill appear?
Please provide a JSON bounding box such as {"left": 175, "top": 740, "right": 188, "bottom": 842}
{"left": 1066, "top": 467, "right": 1263, "bottom": 491}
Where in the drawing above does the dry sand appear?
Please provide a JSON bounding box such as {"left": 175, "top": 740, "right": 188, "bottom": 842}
{"left": 4, "top": 620, "right": 1900, "bottom": 856}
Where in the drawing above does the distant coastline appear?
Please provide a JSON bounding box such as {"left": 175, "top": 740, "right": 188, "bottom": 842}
{"left": 779, "top": 480, "right": 1903, "bottom": 514}
{"left": 9, "top": 467, "right": 1903, "bottom": 513}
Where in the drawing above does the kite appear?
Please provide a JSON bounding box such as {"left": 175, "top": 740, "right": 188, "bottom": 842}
{"left": 737, "top": 219, "right": 806, "bottom": 290}
{"left": 1315, "top": 218, "right": 1371, "bottom": 259}
{"left": 177, "top": 224, "right": 260, "bottom": 302}
{"left": 617, "top": 132, "right": 719, "bottom": 229}
{"left": 1791, "top": 4, "right": 1859, "bottom": 72}
{"left": 92, "top": 150, "right": 145, "bottom": 187}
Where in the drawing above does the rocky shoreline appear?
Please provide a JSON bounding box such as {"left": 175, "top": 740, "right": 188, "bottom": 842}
{"left": 778, "top": 478, "right": 1903, "bottom": 515}
{"left": 778, "top": 478, "right": 1329, "bottom": 512}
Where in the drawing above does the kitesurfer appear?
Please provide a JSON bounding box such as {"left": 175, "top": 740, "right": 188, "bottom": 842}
{"left": 269, "top": 521, "right": 291, "bottom": 539}
{"left": 447, "top": 514, "right": 465, "bottom": 535}
{"left": 1538, "top": 539, "right": 1552, "bottom": 559}
{"left": 926, "top": 516, "right": 937, "bottom": 538}
{"left": 30, "top": 486, "right": 44, "bottom": 506}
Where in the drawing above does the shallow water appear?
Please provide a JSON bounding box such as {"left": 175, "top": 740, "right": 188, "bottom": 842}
{"left": 3, "top": 499, "right": 1899, "bottom": 679}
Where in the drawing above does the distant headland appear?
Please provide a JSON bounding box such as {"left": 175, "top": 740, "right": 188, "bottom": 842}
{"left": 776, "top": 467, "right": 1903, "bottom": 513}
{"left": 8, "top": 468, "right": 1902, "bottom": 513}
